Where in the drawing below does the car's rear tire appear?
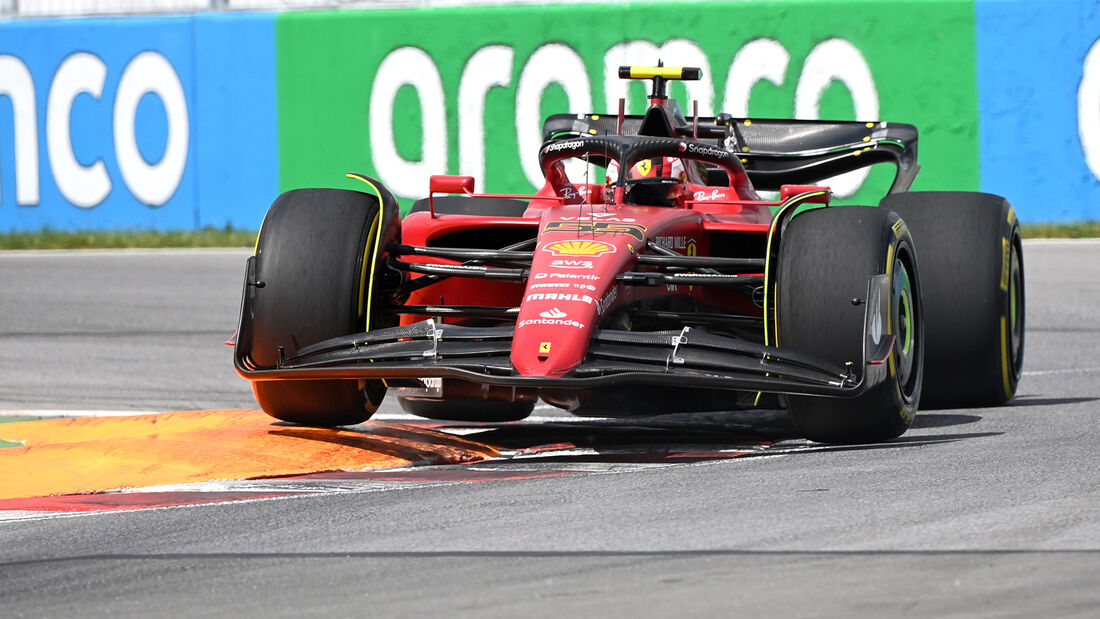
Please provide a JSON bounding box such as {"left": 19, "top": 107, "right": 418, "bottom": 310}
{"left": 399, "top": 397, "right": 535, "bottom": 422}
{"left": 248, "top": 187, "right": 399, "bottom": 426}
{"left": 777, "top": 206, "right": 923, "bottom": 443}
{"left": 880, "top": 191, "right": 1024, "bottom": 408}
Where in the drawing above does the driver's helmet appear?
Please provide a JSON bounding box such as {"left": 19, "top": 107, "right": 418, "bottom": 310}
{"left": 606, "top": 156, "right": 686, "bottom": 183}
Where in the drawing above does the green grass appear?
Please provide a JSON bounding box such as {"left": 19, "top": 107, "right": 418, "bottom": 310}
{"left": 0, "top": 226, "right": 258, "bottom": 250}
{"left": 1020, "top": 222, "right": 1100, "bottom": 239}
{"left": 0, "top": 416, "right": 35, "bottom": 449}
{"left": 0, "top": 222, "right": 1095, "bottom": 250}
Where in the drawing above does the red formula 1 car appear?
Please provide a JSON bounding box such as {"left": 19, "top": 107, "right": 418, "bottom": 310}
{"left": 234, "top": 66, "right": 1024, "bottom": 443}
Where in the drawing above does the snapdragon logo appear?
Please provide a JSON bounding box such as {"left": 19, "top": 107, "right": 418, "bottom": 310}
{"left": 543, "top": 140, "right": 584, "bottom": 154}
{"left": 684, "top": 142, "right": 729, "bottom": 159}
{"left": 367, "top": 38, "right": 879, "bottom": 200}
{"left": 0, "top": 51, "right": 189, "bottom": 208}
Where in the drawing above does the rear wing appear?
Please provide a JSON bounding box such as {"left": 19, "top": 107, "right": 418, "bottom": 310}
{"left": 542, "top": 113, "right": 919, "bottom": 194}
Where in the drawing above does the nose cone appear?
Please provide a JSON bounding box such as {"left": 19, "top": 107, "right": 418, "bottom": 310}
{"left": 511, "top": 237, "right": 633, "bottom": 377}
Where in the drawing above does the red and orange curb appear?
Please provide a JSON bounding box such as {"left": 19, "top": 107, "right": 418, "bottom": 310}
{"left": 0, "top": 409, "right": 499, "bottom": 501}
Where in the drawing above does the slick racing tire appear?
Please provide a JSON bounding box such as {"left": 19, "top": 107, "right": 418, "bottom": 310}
{"left": 778, "top": 206, "right": 923, "bottom": 444}
{"left": 248, "top": 187, "right": 399, "bottom": 426}
{"left": 399, "top": 397, "right": 535, "bottom": 422}
{"left": 880, "top": 192, "right": 1024, "bottom": 408}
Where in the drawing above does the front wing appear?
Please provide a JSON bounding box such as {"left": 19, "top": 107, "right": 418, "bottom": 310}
{"left": 235, "top": 274, "right": 896, "bottom": 399}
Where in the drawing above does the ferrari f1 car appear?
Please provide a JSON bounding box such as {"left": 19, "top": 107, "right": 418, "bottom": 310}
{"left": 234, "top": 65, "right": 1024, "bottom": 443}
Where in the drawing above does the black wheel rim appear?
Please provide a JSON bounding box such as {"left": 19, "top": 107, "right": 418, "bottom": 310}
{"left": 893, "top": 255, "right": 919, "bottom": 400}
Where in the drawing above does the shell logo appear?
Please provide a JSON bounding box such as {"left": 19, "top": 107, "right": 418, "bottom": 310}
{"left": 543, "top": 240, "right": 617, "bottom": 256}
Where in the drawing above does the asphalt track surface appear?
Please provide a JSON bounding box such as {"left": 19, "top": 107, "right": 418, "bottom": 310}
{"left": 1, "top": 242, "right": 1099, "bottom": 617}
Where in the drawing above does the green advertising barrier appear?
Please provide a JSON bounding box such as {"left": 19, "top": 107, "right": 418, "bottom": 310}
{"left": 276, "top": 1, "right": 978, "bottom": 210}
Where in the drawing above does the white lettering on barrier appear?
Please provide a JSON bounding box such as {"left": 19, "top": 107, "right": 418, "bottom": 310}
{"left": 459, "top": 45, "right": 513, "bottom": 189}
{"left": 47, "top": 52, "right": 112, "bottom": 208}
{"left": 369, "top": 46, "right": 447, "bottom": 198}
{"left": 368, "top": 39, "right": 881, "bottom": 200}
{"left": 724, "top": 38, "right": 789, "bottom": 118}
{"left": 0, "top": 55, "right": 39, "bottom": 205}
{"left": 795, "top": 39, "right": 878, "bottom": 199}
{"left": 1079, "top": 38, "right": 1100, "bottom": 182}
{"left": 114, "top": 51, "right": 189, "bottom": 207}
{"left": 3, "top": 50, "right": 188, "bottom": 210}
{"left": 515, "top": 43, "right": 592, "bottom": 188}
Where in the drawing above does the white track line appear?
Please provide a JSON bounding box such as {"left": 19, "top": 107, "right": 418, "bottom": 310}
{"left": 0, "top": 248, "right": 250, "bottom": 257}
{"left": 1021, "top": 238, "right": 1100, "bottom": 246}
{"left": 0, "top": 409, "right": 163, "bottom": 418}
{"left": 1022, "top": 367, "right": 1100, "bottom": 376}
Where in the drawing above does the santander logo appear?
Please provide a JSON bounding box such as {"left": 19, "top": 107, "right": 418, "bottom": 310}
{"left": 540, "top": 307, "right": 567, "bottom": 319}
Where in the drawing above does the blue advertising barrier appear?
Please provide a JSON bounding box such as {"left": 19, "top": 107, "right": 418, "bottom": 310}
{"left": 2, "top": 3, "right": 1100, "bottom": 229}
{"left": 977, "top": 0, "right": 1100, "bottom": 222}
{"left": 0, "top": 13, "right": 276, "bottom": 231}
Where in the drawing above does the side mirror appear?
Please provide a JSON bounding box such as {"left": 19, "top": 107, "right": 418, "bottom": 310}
{"left": 780, "top": 184, "right": 831, "bottom": 204}
{"left": 428, "top": 175, "right": 475, "bottom": 217}
{"left": 429, "top": 175, "right": 475, "bottom": 195}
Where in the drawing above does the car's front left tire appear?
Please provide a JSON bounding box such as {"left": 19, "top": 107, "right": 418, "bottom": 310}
{"left": 777, "top": 206, "right": 924, "bottom": 444}
{"left": 247, "top": 187, "right": 399, "bottom": 426}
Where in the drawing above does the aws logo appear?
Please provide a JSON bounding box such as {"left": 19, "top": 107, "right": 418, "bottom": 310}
{"left": 543, "top": 240, "right": 616, "bottom": 256}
